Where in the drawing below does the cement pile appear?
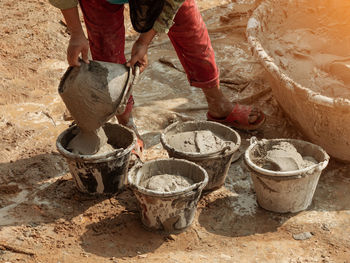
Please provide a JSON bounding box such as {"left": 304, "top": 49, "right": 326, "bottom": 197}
{"left": 253, "top": 141, "right": 317, "bottom": 172}
{"left": 262, "top": 0, "right": 350, "bottom": 99}
{"left": 167, "top": 130, "right": 235, "bottom": 154}
{"left": 141, "top": 174, "right": 194, "bottom": 192}
{"left": 67, "top": 127, "right": 115, "bottom": 155}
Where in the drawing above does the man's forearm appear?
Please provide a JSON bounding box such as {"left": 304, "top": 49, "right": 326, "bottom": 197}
{"left": 137, "top": 29, "right": 157, "bottom": 46}
{"left": 61, "top": 7, "right": 85, "bottom": 36}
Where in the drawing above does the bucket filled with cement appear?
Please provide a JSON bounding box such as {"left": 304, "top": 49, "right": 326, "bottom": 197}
{"left": 245, "top": 138, "right": 329, "bottom": 213}
{"left": 161, "top": 121, "right": 241, "bottom": 190}
{"left": 56, "top": 123, "right": 136, "bottom": 194}
{"left": 128, "top": 158, "right": 208, "bottom": 233}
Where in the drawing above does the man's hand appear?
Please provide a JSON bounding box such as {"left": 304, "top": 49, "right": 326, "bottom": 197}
{"left": 127, "top": 29, "right": 156, "bottom": 73}
{"left": 67, "top": 33, "right": 89, "bottom": 66}
{"left": 127, "top": 40, "right": 148, "bottom": 73}
{"left": 61, "top": 7, "right": 89, "bottom": 67}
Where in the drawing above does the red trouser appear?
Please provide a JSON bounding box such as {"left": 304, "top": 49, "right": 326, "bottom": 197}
{"left": 79, "top": 0, "right": 219, "bottom": 89}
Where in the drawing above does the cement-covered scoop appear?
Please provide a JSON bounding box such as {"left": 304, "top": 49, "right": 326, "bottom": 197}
{"left": 58, "top": 60, "right": 139, "bottom": 132}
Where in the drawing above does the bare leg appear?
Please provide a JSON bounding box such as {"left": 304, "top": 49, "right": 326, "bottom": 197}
{"left": 116, "top": 107, "right": 143, "bottom": 158}
{"left": 116, "top": 111, "right": 131, "bottom": 126}
{"left": 203, "top": 85, "right": 259, "bottom": 123}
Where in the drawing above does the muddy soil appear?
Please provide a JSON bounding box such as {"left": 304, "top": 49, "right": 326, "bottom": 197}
{"left": 0, "top": 0, "right": 349, "bottom": 262}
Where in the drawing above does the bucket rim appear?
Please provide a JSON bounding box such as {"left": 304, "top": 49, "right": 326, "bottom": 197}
{"left": 127, "top": 158, "right": 209, "bottom": 197}
{"left": 56, "top": 123, "right": 137, "bottom": 162}
{"left": 160, "top": 121, "right": 241, "bottom": 159}
{"left": 244, "top": 138, "right": 330, "bottom": 178}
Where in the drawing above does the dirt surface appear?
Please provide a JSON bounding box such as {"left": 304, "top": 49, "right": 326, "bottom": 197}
{"left": 0, "top": 0, "right": 349, "bottom": 262}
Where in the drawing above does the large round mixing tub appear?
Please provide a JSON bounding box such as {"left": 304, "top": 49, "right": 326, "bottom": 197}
{"left": 247, "top": 0, "right": 350, "bottom": 162}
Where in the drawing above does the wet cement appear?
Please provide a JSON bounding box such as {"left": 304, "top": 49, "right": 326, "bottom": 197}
{"left": 59, "top": 61, "right": 130, "bottom": 155}
{"left": 67, "top": 127, "right": 114, "bottom": 155}
{"left": 141, "top": 174, "right": 194, "bottom": 192}
{"left": 167, "top": 130, "right": 234, "bottom": 154}
{"left": 262, "top": 0, "right": 350, "bottom": 99}
{"left": 253, "top": 141, "right": 317, "bottom": 172}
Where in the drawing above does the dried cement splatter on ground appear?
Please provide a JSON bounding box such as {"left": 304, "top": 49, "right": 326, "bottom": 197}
{"left": 225, "top": 159, "right": 257, "bottom": 216}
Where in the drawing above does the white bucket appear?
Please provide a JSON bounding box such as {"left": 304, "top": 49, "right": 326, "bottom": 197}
{"left": 244, "top": 138, "right": 329, "bottom": 213}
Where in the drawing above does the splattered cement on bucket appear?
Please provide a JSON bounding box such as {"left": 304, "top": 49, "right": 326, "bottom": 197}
{"left": 0, "top": 0, "right": 350, "bottom": 262}
{"left": 167, "top": 130, "right": 235, "bottom": 154}
{"left": 141, "top": 174, "right": 194, "bottom": 192}
{"left": 252, "top": 141, "right": 317, "bottom": 171}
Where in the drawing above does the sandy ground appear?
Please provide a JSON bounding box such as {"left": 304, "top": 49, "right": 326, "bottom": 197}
{"left": 0, "top": 0, "right": 349, "bottom": 262}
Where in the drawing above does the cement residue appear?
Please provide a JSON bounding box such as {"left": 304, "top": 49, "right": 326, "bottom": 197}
{"left": 167, "top": 130, "right": 234, "bottom": 154}
{"left": 253, "top": 141, "right": 317, "bottom": 172}
{"left": 261, "top": 1, "right": 350, "bottom": 99}
{"left": 67, "top": 127, "right": 115, "bottom": 155}
{"left": 141, "top": 174, "right": 194, "bottom": 192}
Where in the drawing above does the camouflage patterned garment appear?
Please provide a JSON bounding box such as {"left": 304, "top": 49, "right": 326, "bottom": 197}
{"left": 152, "top": 0, "right": 185, "bottom": 33}
{"left": 48, "top": 0, "right": 185, "bottom": 33}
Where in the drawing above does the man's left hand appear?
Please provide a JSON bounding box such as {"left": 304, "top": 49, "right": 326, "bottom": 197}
{"left": 127, "top": 40, "right": 149, "bottom": 73}
{"left": 127, "top": 29, "right": 157, "bottom": 73}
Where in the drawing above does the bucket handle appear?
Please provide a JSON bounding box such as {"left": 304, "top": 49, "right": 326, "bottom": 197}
{"left": 249, "top": 136, "right": 259, "bottom": 146}
{"left": 121, "top": 65, "right": 140, "bottom": 103}
{"left": 115, "top": 65, "right": 140, "bottom": 115}
{"left": 132, "top": 66, "right": 140, "bottom": 87}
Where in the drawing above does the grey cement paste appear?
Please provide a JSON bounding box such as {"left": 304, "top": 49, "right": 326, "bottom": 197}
{"left": 253, "top": 141, "right": 317, "bottom": 172}
{"left": 67, "top": 127, "right": 115, "bottom": 155}
{"left": 59, "top": 61, "right": 131, "bottom": 155}
{"left": 141, "top": 174, "right": 194, "bottom": 192}
{"left": 167, "top": 130, "right": 234, "bottom": 154}
{"left": 261, "top": 1, "right": 350, "bottom": 99}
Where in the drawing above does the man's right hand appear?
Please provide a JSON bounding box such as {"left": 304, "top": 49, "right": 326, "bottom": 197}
{"left": 61, "top": 7, "right": 90, "bottom": 67}
{"left": 67, "top": 33, "right": 89, "bottom": 66}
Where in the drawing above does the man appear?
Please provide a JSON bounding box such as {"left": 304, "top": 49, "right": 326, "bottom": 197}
{"left": 50, "top": 0, "right": 265, "bottom": 153}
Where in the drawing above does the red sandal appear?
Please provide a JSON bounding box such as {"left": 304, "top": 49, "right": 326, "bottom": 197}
{"left": 207, "top": 104, "right": 265, "bottom": 131}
